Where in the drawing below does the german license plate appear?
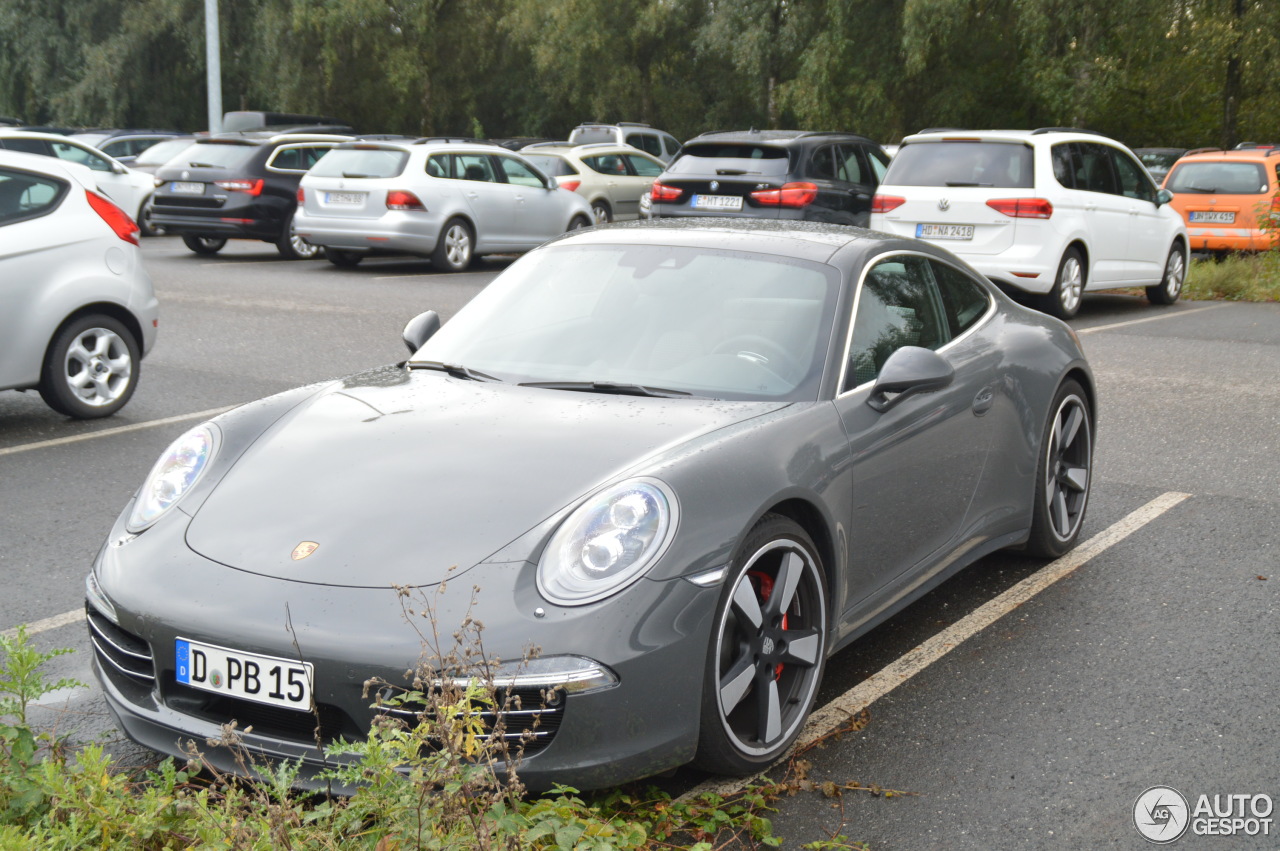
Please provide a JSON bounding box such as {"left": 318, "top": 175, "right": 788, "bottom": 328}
{"left": 170, "top": 182, "right": 204, "bottom": 195}
{"left": 175, "top": 638, "right": 313, "bottom": 712}
{"left": 692, "top": 194, "right": 743, "bottom": 211}
{"left": 917, "top": 223, "right": 974, "bottom": 240}
{"left": 1189, "top": 211, "right": 1234, "bottom": 224}
{"left": 326, "top": 191, "right": 365, "bottom": 206}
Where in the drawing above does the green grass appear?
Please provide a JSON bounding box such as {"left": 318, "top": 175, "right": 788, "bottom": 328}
{"left": 1185, "top": 251, "right": 1280, "bottom": 302}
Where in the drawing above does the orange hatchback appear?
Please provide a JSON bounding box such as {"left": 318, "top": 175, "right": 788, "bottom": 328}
{"left": 1162, "top": 147, "right": 1280, "bottom": 254}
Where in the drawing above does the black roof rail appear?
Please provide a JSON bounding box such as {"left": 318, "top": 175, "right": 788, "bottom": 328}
{"left": 1184, "top": 147, "right": 1222, "bottom": 156}
{"left": 916, "top": 127, "right": 968, "bottom": 134}
{"left": 413, "top": 137, "right": 499, "bottom": 146}
{"left": 615, "top": 122, "right": 651, "bottom": 128}
{"left": 1030, "top": 127, "right": 1107, "bottom": 136}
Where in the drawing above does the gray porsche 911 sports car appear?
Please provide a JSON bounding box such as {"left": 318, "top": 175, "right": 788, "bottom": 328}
{"left": 87, "top": 219, "right": 1094, "bottom": 791}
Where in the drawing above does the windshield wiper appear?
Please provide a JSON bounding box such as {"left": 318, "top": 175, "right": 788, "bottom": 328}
{"left": 518, "top": 380, "right": 698, "bottom": 398}
{"left": 411, "top": 361, "right": 504, "bottom": 382}
{"left": 1185, "top": 187, "right": 1218, "bottom": 193}
{"left": 185, "top": 162, "right": 218, "bottom": 168}
{"left": 944, "top": 181, "right": 993, "bottom": 187}
{"left": 342, "top": 172, "right": 379, "bottom": 178}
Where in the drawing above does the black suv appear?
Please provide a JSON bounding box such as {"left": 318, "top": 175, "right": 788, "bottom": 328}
{"left": 148, "top": 133, "right": 349, "bottom": 259}
{"left": 649, "top": 130, "right": 889, "bottom": 226}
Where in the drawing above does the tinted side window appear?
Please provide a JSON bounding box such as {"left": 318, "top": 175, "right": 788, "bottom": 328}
{"left": 661, "top": 134, "right": 681, "bottom": 158}
{"left": 1110, "top": 149, "right": 1155, "bottom": 201}
{"left": 0, "top": 167, "right": 67, "bottom": 225}
{"left": 867, "top": 146, "right": 889, "bottom": 182}
{"left": 1, "top": 138, "right": 50, "bottom": 156}
{"left": 270, "top": 146, "right": 305, "bottom": 170}
{"left": 426, "top": 154, "right": 450, "bottom": 178}
{"left": 583, "top": 154, "right": 628, "bottom": 175}
{"left": 1051, "top": 143, "right": 1076, "bottom": 189}
{"left": 809, "top": 145, "right": 838, "bottom": 180}
{"left": 453, "top": 154, "right": 496, "bottom": 182}
{"left": 51, "top": 142, "right": 111, "bottom": 172}
{"left": 626, "top": 132, "right": 662, "bottom": 158}
{"left": 1076, "top": 142, "right": 1120, "bottom": 195}
{"left": 844, "top": 255, "right": 947, "bottom": 390}
{"left": 837, "top": 145, "right": 865, "bottom": 183}
{"left": 930, "top": 260, "right": 992, "bottom": 338}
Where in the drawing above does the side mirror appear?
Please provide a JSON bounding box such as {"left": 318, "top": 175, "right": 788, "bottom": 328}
{"left": 867, "top": 346, "right": 955, "bottom": 413}
{"left": 402, "top": 310, "right": 441, "bottom": 354}
{"left": 1156, "top": 188, "right": 1174, "bottom": 206}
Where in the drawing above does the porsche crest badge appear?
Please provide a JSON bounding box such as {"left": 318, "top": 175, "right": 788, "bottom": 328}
{"left": 291, "top": 541, "right": 319, "bottom": 561}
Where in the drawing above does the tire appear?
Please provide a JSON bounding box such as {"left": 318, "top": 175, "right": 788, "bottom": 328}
{"left": 38, "top": 315, "right": 140, "bottom": 419}
{"left": 326, "top": 249, "right": 365, "bottom": 268}
{"left": 568, "top": 214, "right": 591, "bottom": 232}
{"left": 1024, "top": 380, "right": 1093, "bottom": 558}
{"left": 432, "top": 218, "right": 473, "bottom": 272}
{"left": 694, "top": 515, "right": 828, "bottom": 776}
{"left": 1146, "top": 244, "right": 1185, "bottom": 305}
{"left": 1040, "top": 247, "right": 1085, "bottom": 320}
{"left": 137, "top": 198, "right": 158, "bottom": 237}
{"left": 591, "top": 200, "right": 612, "bottom": 225}
{"left": 276, "top": 212, "right": 323, "bottom": 260}
{"left": 182, "top": 235, "right": 226, "bottom": 255}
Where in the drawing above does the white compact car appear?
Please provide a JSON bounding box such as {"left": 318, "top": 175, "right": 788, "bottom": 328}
{"left": 521, "top": 142, "right": 666, "bottom": 223}
{"left": 294, "top": 139, "right": 594, "bottom": 270}
{"left": 0, "top": 151, "right": 158, "bottom": 418}
{"left": 0, "top": 129, "right": 156, "bottom": 233}
{"left": 870, "top": 128, "right": 1188, "bottom": 318}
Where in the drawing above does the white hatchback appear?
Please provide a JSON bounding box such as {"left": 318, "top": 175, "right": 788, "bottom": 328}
{"left": 870, "top": 129, "right": 1188, "bottom": 318}
{"left": 0, "top": 151, "right": 158, "bottom": 418}
{"left": 294, "top": 140, "right": 594, "bottom": 271}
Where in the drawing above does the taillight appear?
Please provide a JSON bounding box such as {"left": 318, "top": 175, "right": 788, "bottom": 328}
{"left": 386, "top": 190, "right": 425, "bottom": 211}
{"left": 1270, "top": 195, "right": 1280, "bottom": 213}
{"left": 296, "top": 187, "right": 305, "bottom": 203}
{"left": 559, "top": 180, "right": 581, "bottom": 192}
{"left": 214, "top": 178, "right": 264, "bottom": 196}
{"left": 871, "top": 194, "right": 906, "bottom": 213}
{"left": 987, "top": 198, "right": 1053, "bottom": 219}
{"left": 750, "top": 182, "right": 818, "bottom": 208}
{"left": 85, "top": 191, "right": 139, "bottom": 246}
{"left": 650, "top": 181, "right": 684, "bottom": 202}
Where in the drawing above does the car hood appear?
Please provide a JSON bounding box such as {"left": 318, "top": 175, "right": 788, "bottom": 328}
{"left": 185, "top": 370, "right": 786, "bottom": 588}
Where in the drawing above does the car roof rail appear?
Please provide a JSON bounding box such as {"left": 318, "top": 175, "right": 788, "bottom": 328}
{"left": 614, "top": 122, "right": 651, "bottom": 128}
{"left": 1030, "top": 127, "right": 1107, "bottom": 137}
{"left": 1183, "top": 147, "right": 1223, "bottom": 156}
{"left": 917, "top": 127, "right": 968, "bottom": 134}
{"left": 413, "top": 137, "right": 498, "bottom": 146}
{"left": 521, "top": 141, "right": 574, "bottom": 149}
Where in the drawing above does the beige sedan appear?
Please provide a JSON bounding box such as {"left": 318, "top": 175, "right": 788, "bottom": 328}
{"left": 521, "top": 143, "right": 665, "bottom": 223}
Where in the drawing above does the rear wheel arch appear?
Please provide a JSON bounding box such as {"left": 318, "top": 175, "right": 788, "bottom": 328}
{"left": 51, "top": 302, "right": 144, "bottom": 357}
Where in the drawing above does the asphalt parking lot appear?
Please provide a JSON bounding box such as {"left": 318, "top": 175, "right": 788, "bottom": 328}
{"left": 2, "top": 237, "right": 1277, "bottom": 849}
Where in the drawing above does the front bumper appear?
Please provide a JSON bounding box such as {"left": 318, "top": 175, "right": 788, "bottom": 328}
{"left": 88, "top": 516, "right": 719, "bottom": 791}
{"left": 1186, "top": 226, "right": 1277, "bottom": 253}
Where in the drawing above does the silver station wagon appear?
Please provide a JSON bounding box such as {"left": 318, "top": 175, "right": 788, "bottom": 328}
{"left": 294, "top": 139, "right": 594, "bottom": 271}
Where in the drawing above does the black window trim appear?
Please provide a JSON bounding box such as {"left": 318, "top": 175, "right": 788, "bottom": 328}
{"left": 836, "top": 249, "right": 996, "bottom": 396}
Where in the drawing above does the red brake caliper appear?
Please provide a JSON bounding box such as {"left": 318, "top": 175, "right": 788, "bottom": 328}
{"left": 748, "top": 570, "right": 788, "bottom": 680}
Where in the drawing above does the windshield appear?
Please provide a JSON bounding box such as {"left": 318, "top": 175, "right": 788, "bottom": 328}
{"left": 886, "top": 141, "right": 1034, "bottom": 188}
{"left": 1165, "top": 161, "right": 1268, "bottom": 194}
{"left": 666, "top": 144, "right": 792, "bottom": 177}
{"left": 176, "top": 141, "right": 257, "bottom": 169}
{"left": 135, "top": 139, "right": 196, "bottom": 166}
{"left": 309, "top": 147, "right": 408, "bottom": 178}
{"left": 410, "top": 243, "right": 841, "bottom": 401}
{"left": 522, "top": 154, "right": 578, "bottom": 177}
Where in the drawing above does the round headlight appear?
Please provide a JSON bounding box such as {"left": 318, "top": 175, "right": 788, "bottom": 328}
{"left": 127, "top": 423, "right": 218, "bottom": 532}
{"left": 537, "top": 478, "right": 678, "bottom": 606}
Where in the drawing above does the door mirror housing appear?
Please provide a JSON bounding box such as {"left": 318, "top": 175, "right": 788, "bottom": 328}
{"left": 1156, "top": 188, "right": 1174, "bottom": 206}
{"left": 867, "top": 346, "right": 955, "bottom": 413}
{"left": 402, "top": 310, "right": 441, "bottom": 354}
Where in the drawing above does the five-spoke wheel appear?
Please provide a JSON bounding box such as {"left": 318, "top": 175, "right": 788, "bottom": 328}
{"left": 1026, "top": 380, "right": 1093, "bottom": 557}
{"left": 38, "top": 315, "right": 140, "bottom": 419}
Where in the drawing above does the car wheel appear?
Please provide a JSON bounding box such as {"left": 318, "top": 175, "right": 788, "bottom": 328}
{"left": 1025, "top": 380, "right": 1093, "bottom": 558}
{"left": 138, "top": 198, "right": 158, "bottom": 237}
{"left": 591, "top": 201, "right": 612, "bottom": 225}
{"left": 568, "top": 214, "right": 591, "bottom": 232}
{"left": 182, "top": 235, "right": 226, "bottom": 255}
{"left": 1040, "top": 247, "right": 1085, "bottom": 320}
{"left": 432, "top": 218, "right": 473, "bottom": 272}
{"left": 695, "top": 514, "right": 828, "bottom": 776}
{"left": 276, "top": 213, "right": 323, "bottom": 260}
{"left": 38, "top": 315, "right": 140, "bottom": 419}
{"left": 1146, "top": 244, "right": 1185, "bottom": 305}
{"left": 326, "top": 249, "right": 365, "bottom": 268}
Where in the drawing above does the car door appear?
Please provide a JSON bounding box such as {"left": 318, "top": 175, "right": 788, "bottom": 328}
{"left": 1073, "top": 142, "right": 1131, "bottom": 285}
{"left": 494, "top": 153, "right": 563, "bottom": 246}
{"left": 450, "top": 153, "right": 514, "bottom": 248}
{"left": 832, "top": 252, "right": 998, "bottom": 607}
{"left": 1109, "top": 145, "right": 1168, "bottom": 282}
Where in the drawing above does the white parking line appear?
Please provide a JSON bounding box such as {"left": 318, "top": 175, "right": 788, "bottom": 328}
{"left": 2, "top": 608, "right": 85, "bottom": 640}
{"left": 678, "top": 491, "right": 1192, "bottom": 803}
{"left": 1077, "top": 303, "right": 1224, "bottom": 335}
{"left": 372, "top": 271, "right": 494, "bottom": 281}
{"left": 0, "top": 406, "right": 235, "bottom": 459}
{"left": 200, "top": 260, "right": 322, "bottom": 268}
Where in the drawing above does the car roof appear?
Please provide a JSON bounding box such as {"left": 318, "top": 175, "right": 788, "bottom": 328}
{"left": 689, "top": 129, "right": 876, "bottom": 145}
{"left": 521, "top": 142, "right": 654, "bottom": 157}
{"left": 1176, "top": 147, "right": 1280, "bottom": 162}
{"left": 0, "top": 148, "right": 93, "bottom": 184}
{"left": 901, "top": 127, "right": 1116, "bottom": 145}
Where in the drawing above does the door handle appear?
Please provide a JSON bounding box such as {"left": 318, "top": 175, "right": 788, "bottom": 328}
{"left": 466, "top": 191, "right": 479, "bottom": 200}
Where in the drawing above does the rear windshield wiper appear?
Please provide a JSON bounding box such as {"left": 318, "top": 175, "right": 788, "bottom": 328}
{"left": 185, "top": 162, "right": 219, "bottom": 169}
{"left": 342, "top": 172, "right": 380, "bottom": 179}
{"left": 716, "top": 169, "right": 756, "bottom": 176}
{"left": 944, "top": 181, "right": 993, "bottom": 187}
{"left": 518, "top": 380, "right": 699, "bottom": 399}
{"left": 411, "top": 361, "right": 504, "bottom": 382}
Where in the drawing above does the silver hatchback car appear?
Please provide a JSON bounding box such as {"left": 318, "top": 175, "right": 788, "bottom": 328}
{"left": 294, "top": 139, "right": 594, "bottom": 271}
{"left": 0, "top": 151, "right": 158, "bottom": 418}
